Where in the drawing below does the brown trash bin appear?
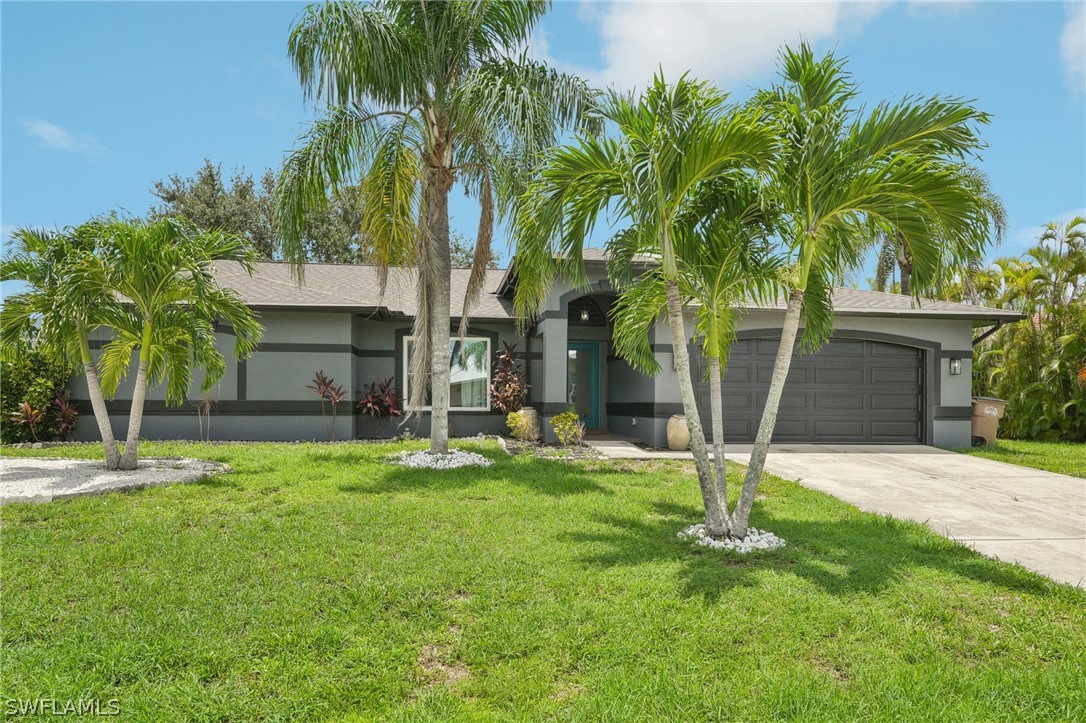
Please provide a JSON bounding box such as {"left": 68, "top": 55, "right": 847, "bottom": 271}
{"left": 971, "top": 397, "right": 1008, "bottom": 446}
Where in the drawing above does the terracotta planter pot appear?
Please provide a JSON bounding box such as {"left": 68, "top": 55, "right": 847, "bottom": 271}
{"left": 667, "top": 414, "right": 690, "bottom": 451}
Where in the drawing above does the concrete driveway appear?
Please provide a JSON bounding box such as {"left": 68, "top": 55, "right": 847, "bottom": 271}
{"left": 727, "top": 444, "right": 1085, "bottom": 588}
{"left": 584, "top": 438, "right": 1085, "bottom": 587}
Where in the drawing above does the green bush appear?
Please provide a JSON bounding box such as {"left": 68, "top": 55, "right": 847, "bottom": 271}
{"left": 1, "top": 349, "right": 74, "bottom": 443}
{"left": 507, "top": 410, "right": 538, "bottom": 442}
{"left": 550, "top": 409, "right": 585, "bottom": 447}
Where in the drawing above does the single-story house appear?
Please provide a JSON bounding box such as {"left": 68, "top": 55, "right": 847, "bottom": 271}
{"left": 72, "top": 249, "right": 1023, "bottom": 448}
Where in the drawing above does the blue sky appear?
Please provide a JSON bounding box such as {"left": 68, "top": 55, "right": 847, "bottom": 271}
{"left": 2, "top": 1, "right": 1084, "bottom": 285}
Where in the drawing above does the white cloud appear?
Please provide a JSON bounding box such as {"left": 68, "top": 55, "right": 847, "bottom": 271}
{"left": 1004, "top": 207, "right": 1086, "bottom": 255}
{"left": 22, "top": 119, "right": 106, "bottom": 157}
{"left": 553, "top": 1, "right": 892, "bottom": 92}
{"left": 1061, "top": 2, "right": 1085, "bottom": 94}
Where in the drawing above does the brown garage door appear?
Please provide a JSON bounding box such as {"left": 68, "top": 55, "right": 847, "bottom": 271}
{"left": 693, "top": 337, "right": 923, "bottom": 444}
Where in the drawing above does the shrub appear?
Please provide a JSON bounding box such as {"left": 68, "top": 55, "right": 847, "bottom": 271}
{"left": 0, "top": 348, "right": 73, "bottom": 443}
{"left": 490, "top": 342, "right": 529, "bottom": 414}
{"left": 507, "top": 410, "right": 538, "bottom": 442}
{"left": 307, "top": 370, "right": 349, "bottom": 441}
{"left": 358, "top": 378, "right": 403, "bottom": 421}
{"left": 551, "top": 409, "right": 585, "bottom": 447}
{"left": 52, "top": 393, "right": 79, "bottom": 441}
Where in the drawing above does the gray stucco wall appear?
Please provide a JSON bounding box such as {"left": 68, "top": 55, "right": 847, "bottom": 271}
{"left": 68, "top": 261, "right": 979, "bottom": 448}
{"left": 71, "top": 309, "right": 523, "bottom": 443}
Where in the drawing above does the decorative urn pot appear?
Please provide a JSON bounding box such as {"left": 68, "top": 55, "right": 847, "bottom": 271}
{"left": 666, "top": 414, "right": 690, "bottom": 451}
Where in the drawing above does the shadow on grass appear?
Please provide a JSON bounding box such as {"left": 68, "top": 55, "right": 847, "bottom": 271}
{"left": 567, "top": 500, "right": 1057, "bottom": 602}
{"left": 337, "top": 446, "right": 617, "bottom": 497}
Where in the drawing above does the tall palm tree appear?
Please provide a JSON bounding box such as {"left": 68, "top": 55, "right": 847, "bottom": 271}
{"left": 276, "top": 0, "right": 597, "bottom": 454}
{"left": 0, "top": 225, "right": 123, "bottom": 468}
{"left": 732, "top": 44, "right": 998, "bottom": 537}
{"left": 514, "top": 73, "right": 774, "bottom": 538}
{"left": 609, "top": 179, "right": 781, "bottom": 528}
{"left": 93, "top": 218, "right": 263, "bottom": 469}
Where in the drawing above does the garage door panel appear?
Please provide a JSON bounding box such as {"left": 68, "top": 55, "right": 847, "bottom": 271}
{"left": 872, "top": 367, "right": 918, "bottom": 384}
{"left": 872, "top": 393, "right": 919, "bottom": 410}
{"left": 723, "top": 392, "right": 754, "bottom": 411}
{"left": 872, "top": 421, "right": 921, "bottom": 438}
{"left": 756, "top": 366, "right": 809, "bottom": 384}
{"left": 815, "top": 392, "right": 867, "bottom": 409}
{"left": 723, "top": 366, "right": 751, "bottom": 383}
{"left": 696, "top": 338, "right": 923, "bottom": 444}
{"left": 814, "top": 419, "right": 866, "bottom": 438}
{"left": 814, "top": 366, "right": 866, "bottom": 385}
{"left": 816, "top": 340, "right": 865, "bottom": 357}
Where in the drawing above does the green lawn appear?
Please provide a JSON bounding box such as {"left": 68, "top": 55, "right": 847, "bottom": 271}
{"left": 3, "top": 441, "right": 1084, "bottom": 721}
{"left": 958, "top": 439, "right": 1086, "bottom": 478}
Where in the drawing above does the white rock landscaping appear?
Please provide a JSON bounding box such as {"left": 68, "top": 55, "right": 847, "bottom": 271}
{"left": 678, "top": 524, "right": 786, "bottom": 553}
{"left": 390, "top": 450, "right": 494, "bottom": 470}
{"left": 0, "top": 457, "right": 231, "bottom": 504}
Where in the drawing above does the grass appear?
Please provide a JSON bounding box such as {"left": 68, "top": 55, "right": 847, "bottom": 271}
{"left": 2, "top": 441, "right": 1085, "bottom": 721}
{"left": 957, "top": 439, "right": 1086, "bottom": 478}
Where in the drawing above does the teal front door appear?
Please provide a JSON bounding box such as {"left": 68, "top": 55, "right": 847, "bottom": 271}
{"left": 566, "top": 342, "right": 600, "bottom": 429}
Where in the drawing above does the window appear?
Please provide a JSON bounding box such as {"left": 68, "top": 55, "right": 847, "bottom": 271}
{"left": 404, "top": 337, "right": 491, "bottom": 410}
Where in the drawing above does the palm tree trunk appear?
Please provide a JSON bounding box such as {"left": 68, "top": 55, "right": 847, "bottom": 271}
{"left": 424, "top": 163, "right": 453, "bottom": 455}
{"left": 119, "top": 325, "right": 152, "bottom": 470}
{"left": 664, "top": 279, "right": 728, "bottom": 537}
{"left": 899, "top": 260, "right": 912, "bottom": 297}
{"left": 78, "top": 326, "right": 121, "bottom": 470}
{"left": 732, "top": 287, "right": 804, "bottom": 537}
{"left": 708, "top": 355, "right": 729, "bottom": 523}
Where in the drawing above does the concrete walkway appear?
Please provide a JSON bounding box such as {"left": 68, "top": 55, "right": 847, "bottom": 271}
{"left": 584, "top": 437, "right": 1086, "bottom": 588}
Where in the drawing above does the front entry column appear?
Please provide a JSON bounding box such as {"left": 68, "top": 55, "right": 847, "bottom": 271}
{"left": 536, "top": 315, "right": 567, "bottom": 443}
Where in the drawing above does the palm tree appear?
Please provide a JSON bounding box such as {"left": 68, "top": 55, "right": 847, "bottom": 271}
{"left": 609, "top": 179, "right": 781, "bottom": 528}
{"left": 92, "top": 218, "right": 263, "bottom": 469}
{"left": 0, "top": 225, "right": 123, "bottom": 468}
{"left": 1039, "top": 216, "right": 1086, "bottom": 303}
{"left": 872, "top": 168, "right": 1006, "bottom": 301}
{"left": 276, "top": 0, "right": 597, "bottom": 455}
{"left": 732, "top": 43, "right": 999, "bottom": 537}
{"left": 514, "top": 73, "right": 775, "bottom": 538}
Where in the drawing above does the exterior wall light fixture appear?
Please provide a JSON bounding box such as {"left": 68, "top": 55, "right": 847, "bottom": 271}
{"left": 949, "top": 357, "right": 962, "bottom": 375}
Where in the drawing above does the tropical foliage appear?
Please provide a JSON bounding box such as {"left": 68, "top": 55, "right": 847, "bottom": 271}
{"left": 728, "top": 44, "right": 1001, "bottom": 537}
{"left": 357, "top": 378, "right": 403, "bottom": 422}
{"left": 550, "top": 409, "right": 586, "bottom": 447}
{"left": 0, "top": 341, "right": 73, "bottom": 444}
{"left": 515, "top": 72, "right": 775, "bottom": 538}
{"left": 275, "top": 0, "right": 596, "bottom": 454}
{"left": 89, "top": 217, "right": 263, "bottom": 468}
{"left": 307, "top": 369, "right": 350, "bottom": 441}
{"left": 489, "top": 342, "right": 528, "bottom": 414}
{"left": 973, "top": 217, "right": 1086, "bottom": 440}
{"left": 1, "top": 226, "right": 122, "bottom": 464}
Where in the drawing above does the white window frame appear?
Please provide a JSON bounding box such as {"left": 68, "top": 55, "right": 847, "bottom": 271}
{"left": 403, "top": 336, "right": 492, "bottom": 412}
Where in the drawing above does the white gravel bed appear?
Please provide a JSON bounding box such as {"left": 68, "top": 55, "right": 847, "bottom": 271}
{"left": 678, "top": 523, "right": 787, "bottom": 553}
{"left": 389, "top": 450, "right": 495, "bottom": 469}
{"left": 0, "top": 457, "right": 231, "bottom": 504}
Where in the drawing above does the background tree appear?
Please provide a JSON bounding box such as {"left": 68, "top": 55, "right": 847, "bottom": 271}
{"left": 871, "top": 169, "right": 1006, "bottom": 300}
{"left": 1, "top": 226, "right": 123, "bottom": 466}
{"left": 276, "top": 0, "right": 596, "bottom": 455}
{"left": 975, "top": 217, "right": 1086, "bottom": 440}
{"left": 514, "top": 74, "right": 774, "bottom": 539}
{"left": 732, "top": 44, "right": 998, "bottom": 538}
{"left": 149, "top": 159, "right": 375, "bottom": 263}
{"left": 93, "top": 218, "right": 263, "bottom": 469}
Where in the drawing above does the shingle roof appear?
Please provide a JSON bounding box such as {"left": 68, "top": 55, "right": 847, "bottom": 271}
{"left": 215, "top": 260, "right": 1022, "bottom": 323}
{"left": 746, "top": 287, "right": 1024, "bottom": 320}
{"left": 214, "top": 261, "right": 513, "bottom": 319}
